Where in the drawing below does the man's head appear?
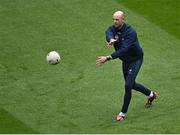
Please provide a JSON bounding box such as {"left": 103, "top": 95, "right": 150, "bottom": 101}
{"left": 113, "top": 11, "right": 125, "bottom": 28}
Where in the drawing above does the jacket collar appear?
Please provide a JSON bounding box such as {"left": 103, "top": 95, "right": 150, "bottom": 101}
{"left": 113, "top": 23, "right": 126, "bottom": 32}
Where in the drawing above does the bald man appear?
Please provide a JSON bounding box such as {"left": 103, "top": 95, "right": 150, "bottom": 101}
{"left": 96, "top": 11, "right": 158, "bottom": 121}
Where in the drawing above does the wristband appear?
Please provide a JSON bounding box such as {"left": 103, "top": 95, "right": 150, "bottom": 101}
{"left": 106, "top": 55, "right": 112, "bottom": 61}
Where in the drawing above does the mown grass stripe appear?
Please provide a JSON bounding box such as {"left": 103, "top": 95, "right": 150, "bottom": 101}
{"left": 0, "top": 108, "right": 37, "bottom": 133}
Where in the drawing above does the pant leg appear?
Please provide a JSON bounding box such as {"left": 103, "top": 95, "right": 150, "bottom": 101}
{"left": 122, "top": 61, "right": 128, "bottom": 80}
{"left": 121, "top": 58, "right": 143, "bottom": 113}
{"left": 133, "top": 82, "right": 151, "bottom": 96}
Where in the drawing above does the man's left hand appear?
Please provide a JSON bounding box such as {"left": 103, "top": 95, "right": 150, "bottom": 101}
{"left": 96, "top": 56, "right": 107, "bottom": 66}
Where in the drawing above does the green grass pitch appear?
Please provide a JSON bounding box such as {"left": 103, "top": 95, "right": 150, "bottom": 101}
{"left": 0, "top": 0, "right": 180, "bottom": 133}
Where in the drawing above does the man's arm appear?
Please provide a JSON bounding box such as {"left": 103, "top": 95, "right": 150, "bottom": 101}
{"left": 110, "top": 30, "right": 137, "bottom": 59}
{"left": 106, "top": 26, "right": 117, "bottom": 47}
{"left": 106, "top": 26, "right": 114, "bottom": 42}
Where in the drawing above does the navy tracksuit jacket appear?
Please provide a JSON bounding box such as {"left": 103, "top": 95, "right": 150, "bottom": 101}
{"left": 106, "top": 23, "right": 143, "bottom": 62}
{"left": 106, "top": 23, "right": 151, "bottom": 113}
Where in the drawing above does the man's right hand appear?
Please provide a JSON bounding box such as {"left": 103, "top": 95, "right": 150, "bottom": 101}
{"left": 107, "top": 38, "right": 117, "bottom": 48}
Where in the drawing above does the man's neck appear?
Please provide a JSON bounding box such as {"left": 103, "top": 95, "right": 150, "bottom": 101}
{"left": 117, "top": 23, "right": 124, "bottom": 30}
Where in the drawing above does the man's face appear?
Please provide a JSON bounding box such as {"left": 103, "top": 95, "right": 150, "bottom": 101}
{"left": 113, "top": 15, "right": 124, "bottom": 28}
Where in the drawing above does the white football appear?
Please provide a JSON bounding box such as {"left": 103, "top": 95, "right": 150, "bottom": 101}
{"left": 46, "top": 51, "right": 61, "bottom": 65}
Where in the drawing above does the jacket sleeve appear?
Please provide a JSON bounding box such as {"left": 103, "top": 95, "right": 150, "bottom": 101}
{"left": 105, "top": 26, "right": 114, "bottom": 42}
{"left": 110, "top": 30, "right": 137, "bottom": 59}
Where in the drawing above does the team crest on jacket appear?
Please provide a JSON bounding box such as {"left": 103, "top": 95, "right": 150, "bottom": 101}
{"left": 115, "top": 35, "right": 119, "bottom": 40}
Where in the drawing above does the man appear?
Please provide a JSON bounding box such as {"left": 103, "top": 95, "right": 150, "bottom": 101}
{"left": 96, "top": 11, "right": 158, "bottom": 121}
